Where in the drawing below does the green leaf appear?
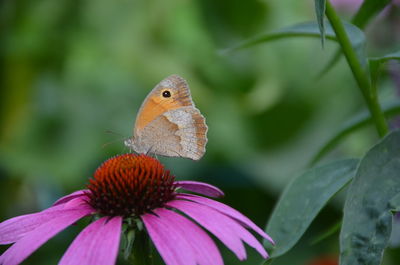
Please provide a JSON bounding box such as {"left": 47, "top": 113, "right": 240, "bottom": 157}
{"left": 314, "top": 0, "right": 326, "bottom": 46}
{"left": 223, "top": 21, "right": 366, "bottom": 66}
{"left": 340, "top": 130, "right": 400, "bottom": 265}
{"left": 352, "top": 0, "right": 392, "bottom": 29}
{"left": 370, "top": 50, "right": 400, "bottom": 86}
{"left": 123, "top": 229, "right": 136, "bottom": 260}
{"left": 317, "top": 0, "right": 391, "bottom": 78}
{"left": 370, "top": 51, "right": 400, "bottom": 64}
{"left": 265, "top": 159, "right": 359, "bottom": 258}
{"left": 310, "top": 101, "right": 400, "bottom": 166}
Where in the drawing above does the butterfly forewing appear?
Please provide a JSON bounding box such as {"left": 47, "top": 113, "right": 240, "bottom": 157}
{"left": 134, "top": 75, "right": 193, "bottom": 132}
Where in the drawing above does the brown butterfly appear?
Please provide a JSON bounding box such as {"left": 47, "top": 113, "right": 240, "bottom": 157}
{"left": 124, "top": 75, "right": 208, "bottom": 160}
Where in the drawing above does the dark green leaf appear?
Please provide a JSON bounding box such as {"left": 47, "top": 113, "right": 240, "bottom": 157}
{"left": 340, "top": 130, "right": 400, "bottom": 265}
{"left": 223, "top": 22, "right": 365, "bottom": 66}
{"left": 314, "top": 0, "right": 326, "bottom": 46}
{"left": 223, "top": 22, "right": 333, "bottom": 53}
{"left": 310, "top": 220, "right": 341, "bottom": 245}
{"left": 317, "top": 0, "right": 391, "bottom": 78}
{"left": 310, "top": 101, "right": 400, "bottom": 165}
{"left": 265, "top": 159, "right": 359, "bottom": 258}
{"left": 261, "top": 258, "right": 273, "bottom": 265}
{"left": 389, "top": 193, "right": 400, "bottom": 213}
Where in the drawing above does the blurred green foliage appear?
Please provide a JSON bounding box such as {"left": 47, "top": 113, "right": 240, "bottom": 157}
{"left": 0, "top": 0, "right": 399, "bottom": 264}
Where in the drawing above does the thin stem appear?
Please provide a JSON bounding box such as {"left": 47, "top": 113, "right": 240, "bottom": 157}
{"left": 325, "top": 1, "right": 389, "bottom": 137}
{"left": 128, "top": 229, "right": 154, "bottom": 265}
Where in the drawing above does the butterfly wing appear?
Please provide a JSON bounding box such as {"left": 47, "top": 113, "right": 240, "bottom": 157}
{"left": 132, "top": 107, "right": 207, "bottom": 160}
{"left": 127, "top": 75, "right": 208, "bottom": 160}
{"left": 133, "top": 75, "right": 193, "bottom": 135}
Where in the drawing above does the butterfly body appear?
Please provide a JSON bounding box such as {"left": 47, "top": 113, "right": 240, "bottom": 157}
{"left": 125, "top": 75, "right": 208, "bottom": 160}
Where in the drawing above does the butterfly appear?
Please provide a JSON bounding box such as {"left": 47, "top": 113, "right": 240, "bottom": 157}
{"left": 124, "top": 75, "right": 208, "bottom": 160}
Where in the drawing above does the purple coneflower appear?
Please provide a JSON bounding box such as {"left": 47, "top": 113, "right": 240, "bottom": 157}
{"left": 0, "top": 154, "right": 273, "bottom": 265}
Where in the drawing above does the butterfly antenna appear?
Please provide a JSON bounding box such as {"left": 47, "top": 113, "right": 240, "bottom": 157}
{"left": 101, "top": 139, "right": 123, "bottom": 149}
{"left": 101, "top": 130, "right": 129, "bottom": 149}
{"left": 104, "top": 130, "right": 125, "bottom": 137}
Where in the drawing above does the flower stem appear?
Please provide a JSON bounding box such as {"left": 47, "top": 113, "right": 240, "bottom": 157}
{"left": 325, "top": 1, "right": 389, "bottom": 137}
{"left": 128, "top": 229, "right": 154, "bottom": 265}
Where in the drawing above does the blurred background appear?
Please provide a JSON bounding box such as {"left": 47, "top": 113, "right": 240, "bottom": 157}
{"left": 0, "top": 0, "right": 399, "bottom": 264}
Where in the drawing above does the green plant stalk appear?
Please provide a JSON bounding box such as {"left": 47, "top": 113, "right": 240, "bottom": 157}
{"left": 325, "top": 1, "right": 389, "bottom": 137}
{"left": 128, "top": 229, "right": 153, "bottom": 265}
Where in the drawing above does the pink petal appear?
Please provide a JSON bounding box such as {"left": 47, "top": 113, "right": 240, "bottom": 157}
{"left": 59, "top": 216, "right": 122, "bottom": 265}
{"left": 53, "top": 190, "right": 89, "bottom": 206}
{"left": 142, "top": 212, "right": 197, "bottom": 265}
{"left": 0, "top": 207, "right": 63, "bottom": 245}
{"left": 152, "top": 208, "right": 223, "bottom": 265}
{"left": 167, "top": 200, "right": 269, "bottom": 260}
{"left": 167, "top": 200, "right": 245, "bottom": 260}
{"left": 175, "top": 181, "right": 224, "bottom": 198}
{"left": 177, "top": 194, "right": 274, "bottom": 244}
{"left": 0, "top": 197, "right": 93, "bottom": 245}
{"left": 45, "top": 196, "right": 90, "bottom": 213}
{"left": 0, "top": 206, "right": 93, "bottom": 265}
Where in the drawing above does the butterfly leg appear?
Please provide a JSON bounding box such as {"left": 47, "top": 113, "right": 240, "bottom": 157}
{"left": 145, "top": 145, "right": 157, "bottom": 159}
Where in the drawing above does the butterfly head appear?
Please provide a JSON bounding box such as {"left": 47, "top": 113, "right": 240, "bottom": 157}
{"left": 124, "top": 137, "right": 134, "bottom": 149}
